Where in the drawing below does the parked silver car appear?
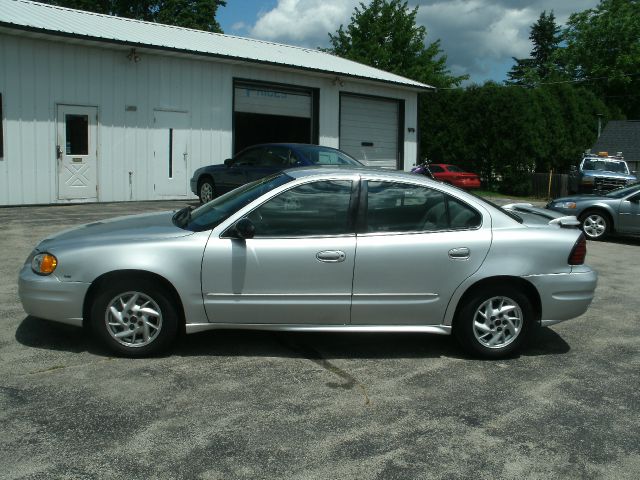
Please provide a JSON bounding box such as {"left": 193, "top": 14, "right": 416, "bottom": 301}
{"left": 19, "top": 168, "right": 597, "bottom": 359}
{"left": 547, "top": 183, "right": 640, "bottom": 240}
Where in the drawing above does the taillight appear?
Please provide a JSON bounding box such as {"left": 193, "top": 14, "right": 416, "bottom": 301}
{"left": 568, "top": 234, "right": 587, "bottom": 265}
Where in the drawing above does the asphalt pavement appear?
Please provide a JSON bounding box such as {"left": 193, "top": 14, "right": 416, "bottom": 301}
{"left": 0, "top": 200, "right": 639, "bottom": 480}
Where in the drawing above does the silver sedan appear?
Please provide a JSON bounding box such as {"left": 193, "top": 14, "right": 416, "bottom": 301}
{"left": 547, "top": 183, "right": 640, "bottom": 240}
{"left": 19, "top": 168, "right": 597, "bottom": 359}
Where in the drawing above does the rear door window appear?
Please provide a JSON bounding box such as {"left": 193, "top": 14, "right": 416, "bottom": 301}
{"left": 364, "top": 181, "right": 481, "bottom": 233}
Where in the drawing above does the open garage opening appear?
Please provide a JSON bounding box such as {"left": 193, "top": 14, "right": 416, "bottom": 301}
{"left": 233, "top": 81, "right": 319, "bottom": 153}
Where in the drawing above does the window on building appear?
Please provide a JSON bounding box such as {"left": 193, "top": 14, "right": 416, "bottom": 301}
{"left": 65, "top": 114, "right": 89, "bottom": 155}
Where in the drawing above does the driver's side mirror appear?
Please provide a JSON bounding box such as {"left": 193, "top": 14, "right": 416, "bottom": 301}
{"left": 224, "top": 158, "right": 233, "bottom": 167}
{"left": 233, "top": 218, "right": 255, "bottom": 239}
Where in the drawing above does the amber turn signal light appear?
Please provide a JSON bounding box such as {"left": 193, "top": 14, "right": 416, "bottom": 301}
{"left": 31, "top": 253, "right": 58, "bottom": 275}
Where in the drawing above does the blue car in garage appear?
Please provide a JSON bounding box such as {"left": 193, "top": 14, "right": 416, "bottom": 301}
{"left": 190, "top": 143, "right": 362, "bottom": 203}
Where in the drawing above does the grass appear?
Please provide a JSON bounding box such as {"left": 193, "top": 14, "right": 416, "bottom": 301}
{"left": 475, "top": 190, "right": 547, "bottom": 203}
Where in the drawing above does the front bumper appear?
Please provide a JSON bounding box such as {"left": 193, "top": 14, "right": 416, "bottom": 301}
{"left": 18, "top": 266, "right": 90, "bottom": 327}
{"left": 524, "top": 266, "right": 598, "bottom": 326}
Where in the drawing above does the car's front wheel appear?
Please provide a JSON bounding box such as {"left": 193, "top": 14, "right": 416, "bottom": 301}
{"left": 198, "top": 177, "right": 215, "bottom": 204}
{"left": 579, "top": 210, "right": 609, "bottom": 240}
{"left": 89, "top": 279, "right": 179, "bottom": 357}
{"left": 455, "top": 286, "right": 534, "bottom": 359}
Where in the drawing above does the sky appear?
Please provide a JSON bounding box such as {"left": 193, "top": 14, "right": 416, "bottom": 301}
{"left": 217, "top": 0, "right": 601, "bottom": 85}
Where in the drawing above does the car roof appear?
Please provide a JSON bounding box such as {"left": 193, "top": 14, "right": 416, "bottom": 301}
{"left": 246, "top": 143, "right": 342, "bottom": 151}
{"left": 285, "top": 166, "right": 435, "bottom": 183}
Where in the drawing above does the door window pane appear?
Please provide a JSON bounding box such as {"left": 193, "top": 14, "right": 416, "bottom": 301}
{"left": 234, "top": 147, "right": 263, "bottom": 166}
{"left": 65, "top": 114, "right": 89, "bottom": 155}
{"left": 256, "top": 146, "right": 291, "bottom": 167}
{"left": 365, "top": 181, "right": 481, "bottom": 232}
{"left": 448, "top": 196, "right": 482, "bottom": 229}
{"left": 248, "top": 180, "right": 353, "bottom": 237}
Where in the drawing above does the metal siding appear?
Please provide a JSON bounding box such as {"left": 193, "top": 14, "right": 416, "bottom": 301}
{"left": 0, "top": 31, "right": 419, "bottom": 205}
{"left": 0, "top": 0, "right": 430, "bottom": 91}
{"left": 404, "top": 96, "right": 418, "bottom": 171}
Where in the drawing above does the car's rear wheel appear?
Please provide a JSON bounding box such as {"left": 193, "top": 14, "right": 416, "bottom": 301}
{"left": 455, "top": 286, "right": 534, "bottom": 359}
{"left": 198, "top": 177, "right": 215, "bottom": 204}
{"left": 579, "top": 210, "right": 609, "bottom": 240}
{"left": 89, "top": 279, "right": 178, "bottom": 357}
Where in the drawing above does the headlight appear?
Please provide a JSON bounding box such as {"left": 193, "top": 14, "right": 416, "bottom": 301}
{"left": 581, "top": 177, "right": 594, "bottom": 184}
{"left": 31, "top": 253, "right": 58, "bottom": 275}
{"left": 553, "top": 202, "right": 577, "bottom": 209}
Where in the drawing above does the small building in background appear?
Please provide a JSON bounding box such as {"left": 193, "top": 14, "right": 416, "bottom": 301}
{"left": 592, "top": 120, "right": 640, "bottom": 174}
{"left": 0, "top": 0, "right": 431, "bottom": 205}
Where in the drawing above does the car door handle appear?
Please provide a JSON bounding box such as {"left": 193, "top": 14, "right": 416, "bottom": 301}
{"left": 448, "top": 247, "right": 470, "bottom": 259}
{"left": 316, "top": 250, "right": 346, "bottom": 263}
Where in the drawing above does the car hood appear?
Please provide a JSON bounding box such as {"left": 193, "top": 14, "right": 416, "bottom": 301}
{"left": 37, "top": 211, "right": 193, "bottom": 250}
{"left": 550, "top": 194, "right": 611, "bottom": 203}
{"left": 582, "top": 171, "right": 636, "bottom": 180}
{"left": 199, "top": 164, "right": 227, "bottom": 174}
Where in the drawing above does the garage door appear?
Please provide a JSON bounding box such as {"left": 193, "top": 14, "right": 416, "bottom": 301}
{"left": 340, "top": 95, "right": 400, "bottom": 169}
{"left": 234, "top": 82, "right": 315, "bottom": 153}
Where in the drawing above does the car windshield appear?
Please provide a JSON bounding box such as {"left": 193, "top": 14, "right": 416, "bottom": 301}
{"left": 446, "top": 165, "right": 465, "bottom": 173}
{"left": 296, "top": 145, "right": 362, "bottom": 166}
{"left": 582, "top": 159, "right": 629, "bottom": 174}
{"left": 605, "top": 182, "right": 640, "bottom": 199}
{"left": 174, "top": 173, "right": 294, "bottom": 232}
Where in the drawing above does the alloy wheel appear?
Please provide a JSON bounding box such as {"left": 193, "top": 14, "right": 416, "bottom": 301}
{"left": 104, "top": 291, "right": 163, "bottom": 348}
{"left": 472, "top": 296, "right": 523, "bottom": 349}
{"left": 200, "top": 182, "right": 214, "bottom": 203}
{"left": 582, "top": 214, "right": 607, "bottom": 239}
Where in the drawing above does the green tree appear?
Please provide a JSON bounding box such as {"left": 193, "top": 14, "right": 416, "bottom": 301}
{"left": 324, "top": 0, "right": 466, "bottom": 88}
{"left": 506, "top": 11, "right": 563, "bottom": 86}
{"left": 41, "top": 0, "right": 227, "bottom": 33}
{"left": 559, "top": 0, "right": 640, "bottom": 118}
{"left": 421, "top": 83, "right": 610, "bottom": 194}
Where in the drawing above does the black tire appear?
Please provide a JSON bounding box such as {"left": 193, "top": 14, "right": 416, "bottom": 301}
{"left": 579, "top": 210, "right": 610, "bottom": 240}
{"left": 198, "top": 177, "right": 215, "bottom": 204}
{"left": 454, "top": 286, "right": 534, "bottom": 359}
{"left": 89, "top": 278, "right": 179, "bottom": 357}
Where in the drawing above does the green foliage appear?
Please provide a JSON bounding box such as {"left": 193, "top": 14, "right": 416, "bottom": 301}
{"left": 421, "top": 83, "right": 610, "bottom": 194}
{"left": 506, "top": 11, "right": 563, "bottom": 86}
{"left": 559, "top": 0, "right": 640, "bottom": 118}
{"left": 40, "top": 0, "right": 227, "bottom": 33}
{"left": 324, "top": 0, "right": 466, "bottom": 88}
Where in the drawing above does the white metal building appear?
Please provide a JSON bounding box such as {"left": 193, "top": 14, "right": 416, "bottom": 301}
{"left": 0, "top": 0, "right": 431, "bottom": 205}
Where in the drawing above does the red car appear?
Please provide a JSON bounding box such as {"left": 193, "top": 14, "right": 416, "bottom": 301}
{"left": 429, "top": 164, "right": 481, "bottom": 189}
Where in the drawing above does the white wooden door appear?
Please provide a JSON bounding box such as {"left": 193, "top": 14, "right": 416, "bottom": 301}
{"left": 153, "top": 110, "right": 189, "bottom": 197}
{"left": 57, "top": 105, "right": 98, "bottom": 200}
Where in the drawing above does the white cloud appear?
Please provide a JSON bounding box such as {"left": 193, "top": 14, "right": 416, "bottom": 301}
{"left": 250, "top": 0, "right": 359, "bottom": 47}
{"left": 230, "top": 21, "right": 248, "bottom": 32}
{"left": 244, "top": 0, "right": 601, "bottom": 83}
